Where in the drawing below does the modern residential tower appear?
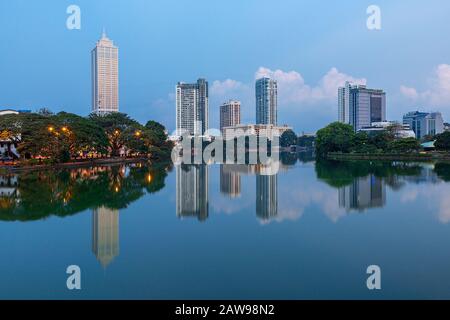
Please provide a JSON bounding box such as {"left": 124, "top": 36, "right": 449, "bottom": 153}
{"left": 91, "top": 31, "right": 119, "bottom": 115}
{"left": 176, "top": 79, "right": 209, "bottom": 136}
{"left": 220, "top": 100, "right": 241, "bottom": 132}
{"left": 256, "top": 77, "right": 278, "bottom": 125}
{"left": 338, "top": 81, "right": 356, "bottom": 124}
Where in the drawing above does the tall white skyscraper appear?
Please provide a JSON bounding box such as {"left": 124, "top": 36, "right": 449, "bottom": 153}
{"left": 91, "top": 31, "right": 119, "bottom": 115}
{"left": 338, "top": 81, "right": 354, "bottom": 124}
{"left": 256, "top": 77, "right": 278, "bottom": 125}
{"left": 176, "top": 79, "right": 209, "bottom": 136}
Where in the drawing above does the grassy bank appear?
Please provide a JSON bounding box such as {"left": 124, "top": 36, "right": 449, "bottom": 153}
{"left": 0, "top": 157, "right": 155, "bottom": 173}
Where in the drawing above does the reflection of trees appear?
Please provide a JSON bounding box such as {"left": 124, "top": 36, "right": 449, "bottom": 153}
{"left": 0, "top": 162, "right": 171, "bottom": 221}
{"left": 434, "top": 163, "right": 450, "bottom": 182}
{"left": 316, "top": 160, "right": 423, "bottom": 189}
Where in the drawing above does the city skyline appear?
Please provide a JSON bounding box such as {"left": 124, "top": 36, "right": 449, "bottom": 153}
{"left": 1, "top": 1, "right": 450, "bottom": 133}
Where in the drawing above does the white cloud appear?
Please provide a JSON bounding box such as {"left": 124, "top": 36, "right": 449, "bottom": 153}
{"left": 400, "top": 64, "right": 450, "bottom": 107}
{"left": 254, "top": 66, "right": 367, "bottom": 105}
{"left": 400, "top": 85, "right": 419, "bottom": 100}
{"left": 210, "top": 79, "right": 247, "bottom": 97}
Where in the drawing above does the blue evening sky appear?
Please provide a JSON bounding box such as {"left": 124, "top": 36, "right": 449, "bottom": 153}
{"left": 1, "top": 0, "right": 450, "bottom": 133}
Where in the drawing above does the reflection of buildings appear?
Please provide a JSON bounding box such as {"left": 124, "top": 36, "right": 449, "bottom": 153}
{"left": 256, "top": 174, "right": 278, "bottom": 221}
{"left": 220, "top": 165, "right": 241, "bottom": 198}
{"left": 338, "top": 175, "right": 386, "bottom": 212}
{"left": 0, "top": 175, "right": 19, "bottom": 197}
{"left": 92, "top": 207, "right": 120, "bottom": 268}
{"left": 176, "top": 165, "right": 209, "bottom": 221}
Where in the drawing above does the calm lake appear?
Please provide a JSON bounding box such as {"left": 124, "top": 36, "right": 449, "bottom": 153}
{"left": 1, "top": 154, "right": 450, "bottom": 299}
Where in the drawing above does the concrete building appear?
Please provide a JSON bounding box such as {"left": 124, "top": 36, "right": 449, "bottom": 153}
{"left": 220, "top": 100, "right": 241, "bottom": 132}
{"left": 256, "top": 77, "right": 278, "bottom": 125}
{"left": 91, "top": 31, "right": 119, "bottom": 115}
{"left": 403, "top": 111, "right": 444, "bottom": 139}
{"left": 349, "top": 85, "right": 386, "bottom": 131}
{"left": 338, "top": 81, "right": 357, "bottom": 124}
{"left": 176, "top": 79, "right": 209, "bottom": 136}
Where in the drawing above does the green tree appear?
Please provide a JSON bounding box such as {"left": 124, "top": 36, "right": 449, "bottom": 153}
{"left": 387, "top": 138, "right": 420, "bottom": 153}
{"left": 435, "top": 132, "right": 450, "bottom": 151}
{"left": 280, "top": 129, "right": 297, "bottom": 148}
{"left": 297, "top": 135, "right": 315, "bottom": 148}
{"left": 315, "top": 122, "right": 355, "bottom": 156}
{"left": 90, "top": 113, "right": 145, "bottom": 156}
{"left": 54, "top": 112, "right": 109, "bottom": 158}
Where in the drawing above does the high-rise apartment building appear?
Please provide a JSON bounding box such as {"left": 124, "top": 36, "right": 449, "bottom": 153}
{"left": 176, "top": 79, "right": 209, "bottom": 136}
{"left": 91, "top": 31, "right": 119, "bottom": 115}
{"left": 256, "top": 77, "right": 277, "bottom": 125}
{"left": 220, "top": 100, "right": 241, "bottom": 132}
{"left": 338, "top": 81, "right": 356, "bottom": 123}
{"left": 349, "top": 85, "right": 386, "bottom": 131}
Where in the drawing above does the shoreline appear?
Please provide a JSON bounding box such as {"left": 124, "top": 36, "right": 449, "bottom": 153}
{"left": 327, "top": 152, "right": 450, "bottom": 162}
{"left": 0, "top": 157, "right": 155, "bottom": 173}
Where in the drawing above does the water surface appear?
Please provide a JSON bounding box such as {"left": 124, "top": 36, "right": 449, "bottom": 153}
{"left": 1, "top": 156, "right": 450, "bottom": 299}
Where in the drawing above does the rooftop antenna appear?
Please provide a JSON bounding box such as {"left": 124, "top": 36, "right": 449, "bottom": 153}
{"left": 102, "top": 27, "right": 107, "bottom": 39}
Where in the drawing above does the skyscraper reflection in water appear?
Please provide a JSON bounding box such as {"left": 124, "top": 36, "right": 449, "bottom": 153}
{"left": 220, "top": 165, "right": 241, "bottom": 198}
{"left": 92, "top": 207, "right": 120, "bottom": 268}
{"left": 256, "top": 174, "right": 278, "bottom": 221}
{"left": 338, "top": 174, "right": 386, "bottom": 212}
{"left": 176, "top": 165, "right": 209, "bottom": 221}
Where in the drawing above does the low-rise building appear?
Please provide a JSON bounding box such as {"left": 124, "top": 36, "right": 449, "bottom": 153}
{"left": 359, "top": 121, "right": 416, "bottom": 139}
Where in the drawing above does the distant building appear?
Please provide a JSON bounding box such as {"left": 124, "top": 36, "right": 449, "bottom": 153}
{"left": 402, "top": 111, "right": 444, "bottom": 139}
{"left": 91, "top": 30, "right": 119, "bottom": 115}
{"left": 349, "top": 85, "right": 386, "bottom": 131}
{"left": 222, "top": 124, "right": 292, "bottom": 141}
{"left": 359, "top": 121, "right": 416, "bottom": 139}
{"left": 338, "top": 81, "right": 357, "bottom": 124}
{"left": 256, "top": 77, "right": 278, "bottom": 125}
{"left": 176, "top": 79, "right": 209, "bottom": 136}
{"left": 220, "top": 100, "right": 241, "bottom": 132}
